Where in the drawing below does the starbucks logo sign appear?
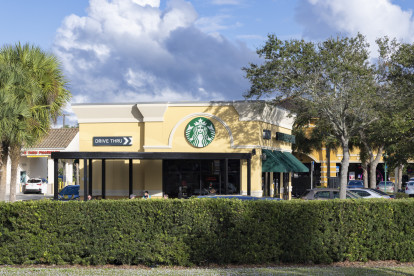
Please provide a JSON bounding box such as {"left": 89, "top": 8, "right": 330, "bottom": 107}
{"left": 185, "top": 117, "right": 216, "bottom": 148}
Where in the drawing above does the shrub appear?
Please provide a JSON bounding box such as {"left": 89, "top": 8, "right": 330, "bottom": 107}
{"left": 395, "top": 192, "right": 409, "bottom": 199}
{"left": 0, "top": 198, "right": 413, "bottom": 265}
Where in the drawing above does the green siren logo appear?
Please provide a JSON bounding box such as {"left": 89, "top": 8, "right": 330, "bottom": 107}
{"left": 185, "top": 117, "right": 216, "bottom": 148}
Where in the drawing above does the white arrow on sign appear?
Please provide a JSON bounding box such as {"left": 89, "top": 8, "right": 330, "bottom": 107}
{"left": 123, "top": 137, "right": 132, "bottom": 145}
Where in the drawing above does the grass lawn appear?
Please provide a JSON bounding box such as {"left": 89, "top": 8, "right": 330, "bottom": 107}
{"left": 1, "top": 264, "right": 414, "bottom": 275}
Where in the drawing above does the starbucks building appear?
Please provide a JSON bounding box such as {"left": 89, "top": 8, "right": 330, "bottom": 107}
{"left": 52, "top": 101, "right": 308, "bottom": 200}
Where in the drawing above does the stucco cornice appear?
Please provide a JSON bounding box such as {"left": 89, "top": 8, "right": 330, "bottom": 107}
{"left": 72, "top": 104, "right": 143, "bottom": 123}
{"left": 232, "top": 101, "right": 295, "bottom": 130}
{"left": 136, "top": 103, "right": 168, "bottom": 122}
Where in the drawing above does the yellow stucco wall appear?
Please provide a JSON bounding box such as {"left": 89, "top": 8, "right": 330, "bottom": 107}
{"left": 77, "top": 104, "right": 294, "bottom": 198}
{"left": 142, "top": 105, "right": 293, "bottom": 152}
{"left": 305, "top": 145, "right": 384, "bottom": 187}
{"left": 79, "top": 123, "right": 144, "bottom": 152}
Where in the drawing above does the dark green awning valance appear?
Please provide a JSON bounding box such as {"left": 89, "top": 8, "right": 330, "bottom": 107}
{"left": 262, "top": 149, "right": 309, "bottom": 173}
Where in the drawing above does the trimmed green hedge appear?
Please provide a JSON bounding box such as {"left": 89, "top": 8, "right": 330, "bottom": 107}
{"left": 0, "top": 198, "right": 414, "bottom": 266}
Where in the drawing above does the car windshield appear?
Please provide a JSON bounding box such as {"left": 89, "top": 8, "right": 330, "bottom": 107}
{"left": 27, "top": 179, "right": 41, "bottom": 183}
{"left": 347, "top": 191, "right": 361, "bottom": 198}
{"left": 369, "top": 188, "right": 388, "bottom": 195}
{"left": 315, "top": 191, "right": 331, "bottom": 199}
{"left": 348, "top": 180, "right": 363, "bottom": 185}
{"left": 378, "top": 182, "right": 394, "bottom": 186}
{"left": 333, "top": 190, "right": 361, "bottom": 199}
{"left": 349, "top": 189, "right": 371, "bottom": 197}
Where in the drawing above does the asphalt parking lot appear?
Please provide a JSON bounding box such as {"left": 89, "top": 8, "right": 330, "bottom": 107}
{"left": 16, "top": 192, "right": 53, "bottom": 201}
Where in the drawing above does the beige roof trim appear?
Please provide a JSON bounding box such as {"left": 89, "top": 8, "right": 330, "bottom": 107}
{"left": 136, "top": 103, "right": 168, "bottom": 122}
{"left": 72, "top": 101, "right": 295, "bottom": 127}
{"left": 72, "top": 104, "right": 143, "bottom": 123}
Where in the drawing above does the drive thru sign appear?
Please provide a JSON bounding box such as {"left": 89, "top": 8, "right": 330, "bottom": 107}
{"left": 93, "top": 136, "right": 132, "bottom": 146}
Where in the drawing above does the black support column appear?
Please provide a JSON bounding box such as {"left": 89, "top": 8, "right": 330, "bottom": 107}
{"left": 225, "top": 158, "right": 228, "bottom": 194}
{"left": 83, "top": 158, "right": 88, "bottom": 201}
{"left": 102, "top": 159, "right": 106, "bottom": 199}
{"left": 88, "top": 159, "right": 93, "bottom": 197}
{"left": 264, "top": 172, "right": 269, "bottom": 197}
{"left": 129, "top": 159, "right": 133, "bottom": 197}
{"left": 327, "top": 145, "right": 331, "bottom": 187}
{"left": 54, "top": 159, "right": 59, "bottom": 200}
{"left": 247, "top": 158, "right": 251, "bottom": 196}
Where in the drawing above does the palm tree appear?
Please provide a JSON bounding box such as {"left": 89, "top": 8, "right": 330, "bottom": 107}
{"left": 0, "top": 62, "right": 33, "bottom": 201}
{"left": 0, "top": 43, "right": 70, "bottom": 202}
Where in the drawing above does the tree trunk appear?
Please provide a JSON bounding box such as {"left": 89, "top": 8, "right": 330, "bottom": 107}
{"left": 361, "top": 160, "right": 369, "bottom": 188}
{"left": 395, "top": 164, "right": 404, "bottom": 192}
{"left": 9, "top": 144, "right": 21, "bottom": 203}
{"left": 340, "top": 139, "right": 350, "bottom": 199}
{"left": 0, "top": 144, "right": 9, "bottom": 202}
{"left": 369, "top": 147, "right": 383, "bottom": 189}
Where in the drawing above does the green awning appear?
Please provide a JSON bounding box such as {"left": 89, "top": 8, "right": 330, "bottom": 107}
{"left": 262, "top": 149, "right": 309, "bottom": 173}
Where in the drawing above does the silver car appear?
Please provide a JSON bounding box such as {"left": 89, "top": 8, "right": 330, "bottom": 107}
{"left": 348, "top": 188, "right": 391, "bottom": 199}
{"left": 376, "top": 181, "right": 395, "bottom": 193}
{"left": 302, "top": 188, "right": 361, "bottom": 200}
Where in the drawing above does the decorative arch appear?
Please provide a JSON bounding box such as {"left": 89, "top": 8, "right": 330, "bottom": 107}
{"left": 295, "top": 152, "right": 318, "bottom": 162}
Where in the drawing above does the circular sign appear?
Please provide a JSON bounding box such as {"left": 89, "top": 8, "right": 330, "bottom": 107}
{"left": 185, "top": 117, "right": 216, "bottom": 148}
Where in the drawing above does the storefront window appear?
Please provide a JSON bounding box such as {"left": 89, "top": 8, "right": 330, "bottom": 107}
{"left": 163, "top": 159, "right": 240, "bottom": 198}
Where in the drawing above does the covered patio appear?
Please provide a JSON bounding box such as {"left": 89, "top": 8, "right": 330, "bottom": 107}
{"left": 52, "top": 151, "right": 252, "bottom": 200}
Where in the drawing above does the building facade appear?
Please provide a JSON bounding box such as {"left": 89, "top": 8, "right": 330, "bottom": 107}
{"left": 295, "top": 146, "right": 393, "bottom": 191}
{"left": 52, "top": 101, "right": 308, "bottom": 199}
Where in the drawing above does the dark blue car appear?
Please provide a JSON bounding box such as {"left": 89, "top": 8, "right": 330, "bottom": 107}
{"left": 197, "top": 195, "right": 283, "bottom": 201}
{"left": 347, "top": 180, "right": 364, "bottom": 188}
{"left": 58, "top": 185, "right": 80, "bottom": 201}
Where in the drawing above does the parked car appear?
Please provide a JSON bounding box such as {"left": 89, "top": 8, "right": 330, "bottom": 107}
{"left": 370, "top": 188, "right": 395, "bottom": 199}
{"left": 347, "top": 180, "right": 364, "bottom": 188}
{"left": 302, "top": 188, "right": 361, "bottom": 200}
{"left": 197, "top": 195, "right": 283, "bottom": 201}
{"left": 405, "top": 181, "right": 414, "bottom": 197}
{"left": 347, "top": 188, "right": 391, "bottom": 199}
{"left": 376, "top": 181, "right": 395, "bottom": 193}
{"left": 58, "top": 185, "right": 80, "bottom": 201}
{"left": 22, "top": 178, "right": 46, "bottom": 194}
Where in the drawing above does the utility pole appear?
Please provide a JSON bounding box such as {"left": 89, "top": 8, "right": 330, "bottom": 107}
{"left": 62, "top": 114, "right": 68, "bottom": 128}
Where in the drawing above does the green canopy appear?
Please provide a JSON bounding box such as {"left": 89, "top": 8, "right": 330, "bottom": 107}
{"left": 262, "top": 149, "right": 309, "bottom": 173}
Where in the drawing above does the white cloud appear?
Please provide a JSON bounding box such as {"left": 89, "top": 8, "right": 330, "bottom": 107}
{"left": 296, "top": 0, "right": 414, "bottom": 55}
{"left": 125, "top": 69, "right": 157, "bottom": 89}
{"left": 71, "top": 94, "right": 90, "bottom": 104}
{"left": 211, "top": 0, "right": 242, "bottom": 5}
{"left": 196, "top": 15, "right": 242, "bottom": 33}
{"left": 53, "top": 0, "right": 257, "bottom": 125}
{"left": 131, "top": 0, "right": 160, "bottom": 7}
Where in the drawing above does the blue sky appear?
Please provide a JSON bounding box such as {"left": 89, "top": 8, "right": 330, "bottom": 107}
{"left": 1, "top": 0, "right": 414, "bottom": 125}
